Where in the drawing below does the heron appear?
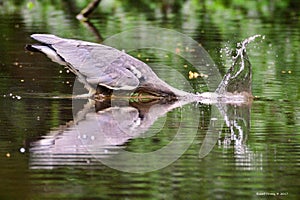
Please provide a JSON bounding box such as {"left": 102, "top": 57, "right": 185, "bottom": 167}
{"left": 26, "top": 34, "right": 256, "bottom": 104}
{"left": 26, "top": 34, "right": 190, "bottom": 99}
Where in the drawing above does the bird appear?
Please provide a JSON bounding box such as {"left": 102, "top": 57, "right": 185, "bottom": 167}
{"left": 26, "top": 34, "right": 256, "bottom": 104}
{"left": 26, "top": 34, "right": 189, "bottom": 98}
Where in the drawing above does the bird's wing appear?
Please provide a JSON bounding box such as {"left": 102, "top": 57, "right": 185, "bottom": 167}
{"left": 31, "top": 34, "right": 139, "bottom": 90}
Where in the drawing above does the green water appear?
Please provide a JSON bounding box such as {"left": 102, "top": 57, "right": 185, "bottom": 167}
{"left": 0, "top": 1, "right": 299, "bottom": 199}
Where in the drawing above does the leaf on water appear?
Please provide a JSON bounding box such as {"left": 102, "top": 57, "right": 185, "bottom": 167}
{"left": 26, "top": 1, "right": 35, "bottom": 10}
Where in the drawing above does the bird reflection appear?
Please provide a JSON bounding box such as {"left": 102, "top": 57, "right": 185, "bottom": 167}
{"left": 30, "top": 91, "right": 178, "bottom": 168}
{"left": 30, "top": 91, "right": 251, "bottom": 169}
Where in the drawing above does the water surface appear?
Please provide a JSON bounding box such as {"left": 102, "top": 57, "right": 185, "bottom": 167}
{"left": 0, "top": 1, "right": 299, "bottom": 199}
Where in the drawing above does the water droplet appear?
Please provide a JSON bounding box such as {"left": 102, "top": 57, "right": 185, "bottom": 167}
{"left": 20, "top": 148, "right": 25, "bottom": 153}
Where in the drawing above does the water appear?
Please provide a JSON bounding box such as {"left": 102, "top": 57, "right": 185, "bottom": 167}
{"left": 0, "top": 1, "right": 300, "bottom": 199}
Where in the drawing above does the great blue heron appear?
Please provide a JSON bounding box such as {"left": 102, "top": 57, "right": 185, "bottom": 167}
{"left": 26, "top": 34, "right": 256, "bottom": 104}
{"left": 26, "top": 34, "right": 189, "bottom": 98}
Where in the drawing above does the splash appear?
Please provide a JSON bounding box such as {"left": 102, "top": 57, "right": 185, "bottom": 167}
{"left": 216, "top": 35, "right": 263, "bottom": 95}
